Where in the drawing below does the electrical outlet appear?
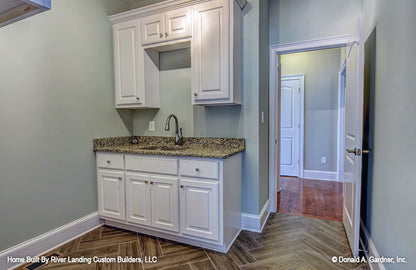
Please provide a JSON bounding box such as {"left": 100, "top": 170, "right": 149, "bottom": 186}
{"left": 321, "top": 156, "right": 327, "bottom": 164}
{"left": 149, "top": 121, "right": 155, "bottom": 131}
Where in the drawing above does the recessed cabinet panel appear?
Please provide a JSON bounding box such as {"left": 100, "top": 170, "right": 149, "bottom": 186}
{"left": 151, "top": 176, "right": 179, "bottom": 232}
{"left": 126, "top": 173, "right": 151, "bottom": 226}
{"left": 113, "top": 20, "right": 142, "bottom": 106}
{"left": 97, "top": 170, "right": 125, "bottom": 221}
{"left": 165, "top": 8, "right": 192, "bottom": 41}
{"left": 180, "top": 179, "right": 219, "bottom": 241}
{"left": 192, "top": 0, "right": 230, "bottom": 102}
{"left": 141, "top": 14, "right": 165, "bottom": 45}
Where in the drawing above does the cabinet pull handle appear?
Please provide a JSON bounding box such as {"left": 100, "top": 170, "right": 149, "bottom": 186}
{"left": 144, "top": 180, "right": 148, "bottom": 184}
{"left": 195, "top": 168, "right": 200, "bottom": 172}
{"left": 165, "top": 32, "right": 168, "bottom": 37}
{"left": 160, "top": 33, "right": 163, "bottom": 38}
{"left": 118, "top": 177, "right": 122, "bottom": 180}
{"left": 180, "top": 185, "right": 184, "bottom": 189}
{"left": 150, "top": 181, "right": 154, "bottom": 185}
{"left": 107, "top": 160, "right": 111, "bottom": 164}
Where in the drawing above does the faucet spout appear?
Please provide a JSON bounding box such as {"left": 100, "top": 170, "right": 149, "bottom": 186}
{"left": 165, "top": 114, "right": 183, "bottom": 145}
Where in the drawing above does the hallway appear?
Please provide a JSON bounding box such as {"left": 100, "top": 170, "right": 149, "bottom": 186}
{"left": 277, "top": 177, "right": 343, "bottom": 222}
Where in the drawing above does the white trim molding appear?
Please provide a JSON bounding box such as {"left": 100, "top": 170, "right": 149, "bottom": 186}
{"left": 241, "top": 200, "right": 270, "bottom": 233}
{"left": 303, "top": 170, "right": 337, "bottom": 181}
{"left": 360, "top": 220, "right": 385, "bottom": 270}
{"left": 0, "top": 212, "right": 102, "bottom": 270}
{"left": 269, "top": 35, "right": 351, "bottom": 214}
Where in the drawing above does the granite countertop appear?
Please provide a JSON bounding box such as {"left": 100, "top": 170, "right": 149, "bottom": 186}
{"left": 93, "top": 136, "right": 245, "bottom": 159}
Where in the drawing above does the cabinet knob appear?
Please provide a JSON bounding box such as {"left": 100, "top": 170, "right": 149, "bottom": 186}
{"left": 165, "top": 32, "right": 168, "bottom": 37}
{"left": 193, "top": 93, "right": 198, "bottom": 97}
{"left": 150, "top": 181, "right": 154, "bottom": 185}
{"left": 144, "top": 180, "right": 148, "bottom": 184}
{"left": 106, "top": 160, "right": 111, "bottom": 164}
{"left": 180, "top": 185, "right": 184, "bottom": 189}
{"left": 160, "top": 33, "right": 163, "bottom": 38}
{"left": 118, "top": 177, "right": 122, "bottom": 181}
{"left": 136, "top": 97, "right": 140, "bottom": 100}
{"left": 195, "top": 168, "right": 200, "bottom": 172}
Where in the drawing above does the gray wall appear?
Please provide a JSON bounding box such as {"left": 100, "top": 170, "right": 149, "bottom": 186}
{"left": 269, "top": 0, "right": 361, "bottom": 45}
{"left": 0, "top": 0, "right": 130, "bottom": 250}
{"left": 281, "top": 48, "right": 341, "bottom": 173}
{"left": 362, "top": 0, "right": 416, "bottom": 269}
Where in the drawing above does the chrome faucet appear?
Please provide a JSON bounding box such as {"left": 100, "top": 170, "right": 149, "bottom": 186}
{"left": 164, "top": 114, "right": 183, "bottom": 145}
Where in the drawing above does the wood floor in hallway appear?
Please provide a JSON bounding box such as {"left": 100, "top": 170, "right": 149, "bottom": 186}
{"left": 277, "top": 176, "right": 343, "bottom": 222}
{"left": 16, "top": 213, "right": 369, "bottom": 270}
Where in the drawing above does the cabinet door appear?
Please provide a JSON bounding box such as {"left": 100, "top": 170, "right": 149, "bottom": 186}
{"left": 97, "top": 170, "right": 125, "bottom": 221}
{"left": 113, "top": 20, "right": 142, "bottom": 106}
{"left": 192, "top": 0, "right": 230, "bottom": 103}
{"left": 141, "top": 13, "right": 165, "bottom": 45}
{"left": 165, "top": 8, "right": 192, "bottom": 42}
{"left": 180, "top": 179, "right": 219, "bottom": 241}
{"left": 126, "top": 173, "right": 151, "bottom": 226}
{"left": 151, "top": 176, "right": 179, "bottom": 232}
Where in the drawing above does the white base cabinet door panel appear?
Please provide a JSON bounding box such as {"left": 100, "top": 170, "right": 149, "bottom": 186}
{"left": 151, "top": 176, "right": 179, "bottom": 232}
{"left": 180, "top": 179, "right": 219, "bottom": 241}
{"left": 97, "top": 170, "right": 125, "bottom": 221}
{"left": 126, "top": 173, "right": 151, "bottom": 226}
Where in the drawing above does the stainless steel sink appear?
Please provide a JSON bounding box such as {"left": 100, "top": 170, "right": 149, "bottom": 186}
{"left": 138, "top": 145, "right": 189, "bottom": 151}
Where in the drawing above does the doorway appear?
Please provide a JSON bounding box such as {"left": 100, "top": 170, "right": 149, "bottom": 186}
{"left": 269, "top": 36, "right": 351, "bottom": 214}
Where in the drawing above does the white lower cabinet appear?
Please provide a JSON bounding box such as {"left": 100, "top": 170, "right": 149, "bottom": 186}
{"left": 180, "top": 178, "right": 219, "bottom": 241}
{"left": 97, "top": 170, "right": 125, "bottom": 221}
{"left": 126, "top": 173, "right": 151, "bottom": 226}
{"left": 151, "top": 175, "right": 179, "bottom": 232}
{"left": 96, "top": 152, "right": 242, "bottom": 252}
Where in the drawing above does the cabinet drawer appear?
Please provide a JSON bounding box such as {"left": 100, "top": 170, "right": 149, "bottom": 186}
{"left": 125, "top": 155, "right": 178, "bottom": 175}
{"left": 97, "top": 153, "right": 124, "bottom": 170}
{"left": 180, "top": 159, "right": 219, "bottom": 179}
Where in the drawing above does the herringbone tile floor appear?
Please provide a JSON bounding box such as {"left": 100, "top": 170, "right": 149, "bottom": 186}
{"left": 17, "top": 213, "right": 369, "bottom": 270}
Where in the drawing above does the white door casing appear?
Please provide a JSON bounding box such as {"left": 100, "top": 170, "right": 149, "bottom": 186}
{"left": 151, "top": 175, "right": 179, "bottom": 232}
{"left": 343, "top": 15, "right": 365, "bottom": 257}
{"left": 180, "top": 178, "right": 219, "bottom": 241}
{"left": 97, "top": 170, "right": 125, "bottom": 221}
{"left": 125, "top": 173, "right": 151, "bottom": 226}
{"left": 280, "top": 75, "right": 304, "bottom": 177}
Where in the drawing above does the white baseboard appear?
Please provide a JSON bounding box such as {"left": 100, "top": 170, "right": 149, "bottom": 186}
{"left": 0, "top": 212, "right": 102, "bottom": 270}
{"left": 360, "top": 219, "right": 385, "bottom": 270}
{"left": 303, "top": 170, "right": 337, "bottom": 181}
{"left": 241, "top": 199, "right": 270, "bottom": 233}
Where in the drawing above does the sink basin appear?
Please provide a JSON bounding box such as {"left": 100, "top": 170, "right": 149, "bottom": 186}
{"left": 138, "top": 145, "right": 189, "bottom": 151}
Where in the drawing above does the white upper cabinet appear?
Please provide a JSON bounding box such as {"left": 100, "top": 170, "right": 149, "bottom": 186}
{"left": 110, "top": 0, "right": 245, "bottom": 108}
{"left": 113, "top": 20, "right": 142, "bottom": 107}
{"left": 192, "top": 0, "right": 242, "bottom": 105}
{"left": 141, "top": 7, "right": 191, "bottom": 46}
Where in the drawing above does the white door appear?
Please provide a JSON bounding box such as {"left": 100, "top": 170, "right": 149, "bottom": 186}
{"left": 97, "top": 170, "right": 125, "bottom": 221}
{"left": 141, "top": 13, "right": 165, "bottom": 45}
{"left": 180, "top": 179, "right": 219, "bottom": 241}
{"left": 192, "top": 0, "right": 230, "bottom": 102}
{"left": 343, "top": 16, "right": 365, "bottom": 257}
{"left": 125, "top": 173, "right": 151, "bottom": 226}
{"left": 151, "top": 175, "right": 179, "bottom": 232}
{"left": 113, "top": 20, "right": 142, "bottom": 106}
{"left": 165, "top": 7, "right": 192, "bottom": 42}
{"left": 280, "top": 76, "right": 302, "bottom": 177}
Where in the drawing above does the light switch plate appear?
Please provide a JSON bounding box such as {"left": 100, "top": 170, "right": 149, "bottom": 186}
{"left": 321, "top": 156, "right": 327, "bottom": 164}
{"left": 149, "top": 121, "right": 155, "bottom": 131}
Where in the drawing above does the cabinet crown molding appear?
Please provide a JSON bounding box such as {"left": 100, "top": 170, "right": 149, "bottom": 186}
{"left": 109, "top": 0, "right": 246, "bottom": 24}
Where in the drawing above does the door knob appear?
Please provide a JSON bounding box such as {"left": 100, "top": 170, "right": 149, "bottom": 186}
{"left": 346, "top": 148, "right": 361, "bottom": 156}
